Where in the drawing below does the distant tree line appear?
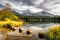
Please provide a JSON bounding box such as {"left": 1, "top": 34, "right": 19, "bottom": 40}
{"left": 19, "top": 16, "right": 60, "bottom": 23}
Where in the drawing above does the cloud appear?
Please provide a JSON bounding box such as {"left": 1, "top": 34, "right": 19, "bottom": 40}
{"left": 33, "top": 0, "right": 44, "bottom": 6}
{"left": 12, "top": 5, "right": 42, "bottom": 13}
{"left": 0, "top": 0, "right": 60, "bottom": 15}
{"left": 28, "top": 6, "right": 43, "bottom": 13}
{"left": 0, "top": 4, "right": 4, "bottom": 8}
{"left": 7, "top": 0, "right": 43, "bottom": 13}
{"left": 39, "top": 0, "right": 60, "bottom": 15}
{"left": 50, "top": 4, "right": 60, "bottom": 15}
{"left": 7, "top": 0, "right": 34, "bottom": 6}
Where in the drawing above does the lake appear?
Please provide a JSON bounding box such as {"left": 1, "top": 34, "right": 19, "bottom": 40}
{"left": 22, "top": 22, "right": 60, "bottom": 32}
{"left": 14, "top": 22, "right": 59, "bottom": 40}
{"left": 6, "top": 22, "right": 60, "bottom": 40}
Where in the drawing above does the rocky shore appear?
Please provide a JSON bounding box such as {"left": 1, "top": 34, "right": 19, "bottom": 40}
{"left": 0, "top": 28, "right": 46, "bottom": 40}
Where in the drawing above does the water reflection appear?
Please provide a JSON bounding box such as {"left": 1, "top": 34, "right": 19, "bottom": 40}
{"left": 22, "top": 23, "right": 60, "bottom": 31}
{"left": 23, "top": 23, "right": 59, "bottom": 28}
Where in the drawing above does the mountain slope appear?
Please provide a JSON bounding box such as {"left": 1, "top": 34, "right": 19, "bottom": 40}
{"left": 13, "top": 9, "right": 55, "bottom": 17}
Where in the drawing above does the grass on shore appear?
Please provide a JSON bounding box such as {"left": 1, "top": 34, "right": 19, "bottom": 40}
{"left": 0, "top": 20, "right": 23, "bottom": 27}
{"left": 0, "top": 20, "right": 23, "bottom": 33}
{"left": 46, "top": 25, "right": 60, "bottom": 40}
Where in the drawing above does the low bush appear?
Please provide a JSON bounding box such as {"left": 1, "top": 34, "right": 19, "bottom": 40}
{"left": 4, "top": 23, "right": 12, "bottom": 30}
{"left": 46, "top": 26, "right": 60, "bottom": 40}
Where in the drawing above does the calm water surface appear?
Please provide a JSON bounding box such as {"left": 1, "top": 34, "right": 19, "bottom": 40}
{"left": 22, "top": 23, "right": 60, "bottom": 32}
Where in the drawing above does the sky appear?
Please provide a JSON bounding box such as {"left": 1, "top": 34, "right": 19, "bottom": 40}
{"left": 0, "top": 0, "right": 60, "bottom": 15}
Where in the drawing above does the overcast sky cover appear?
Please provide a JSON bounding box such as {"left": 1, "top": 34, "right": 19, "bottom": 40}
{"left": 0, "top": 0, "right": 60, "bottom": 15}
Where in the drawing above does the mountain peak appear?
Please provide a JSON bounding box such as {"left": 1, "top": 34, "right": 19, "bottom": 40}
{"left": 12, "top": 9, "right": 55, "bottom": 17}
